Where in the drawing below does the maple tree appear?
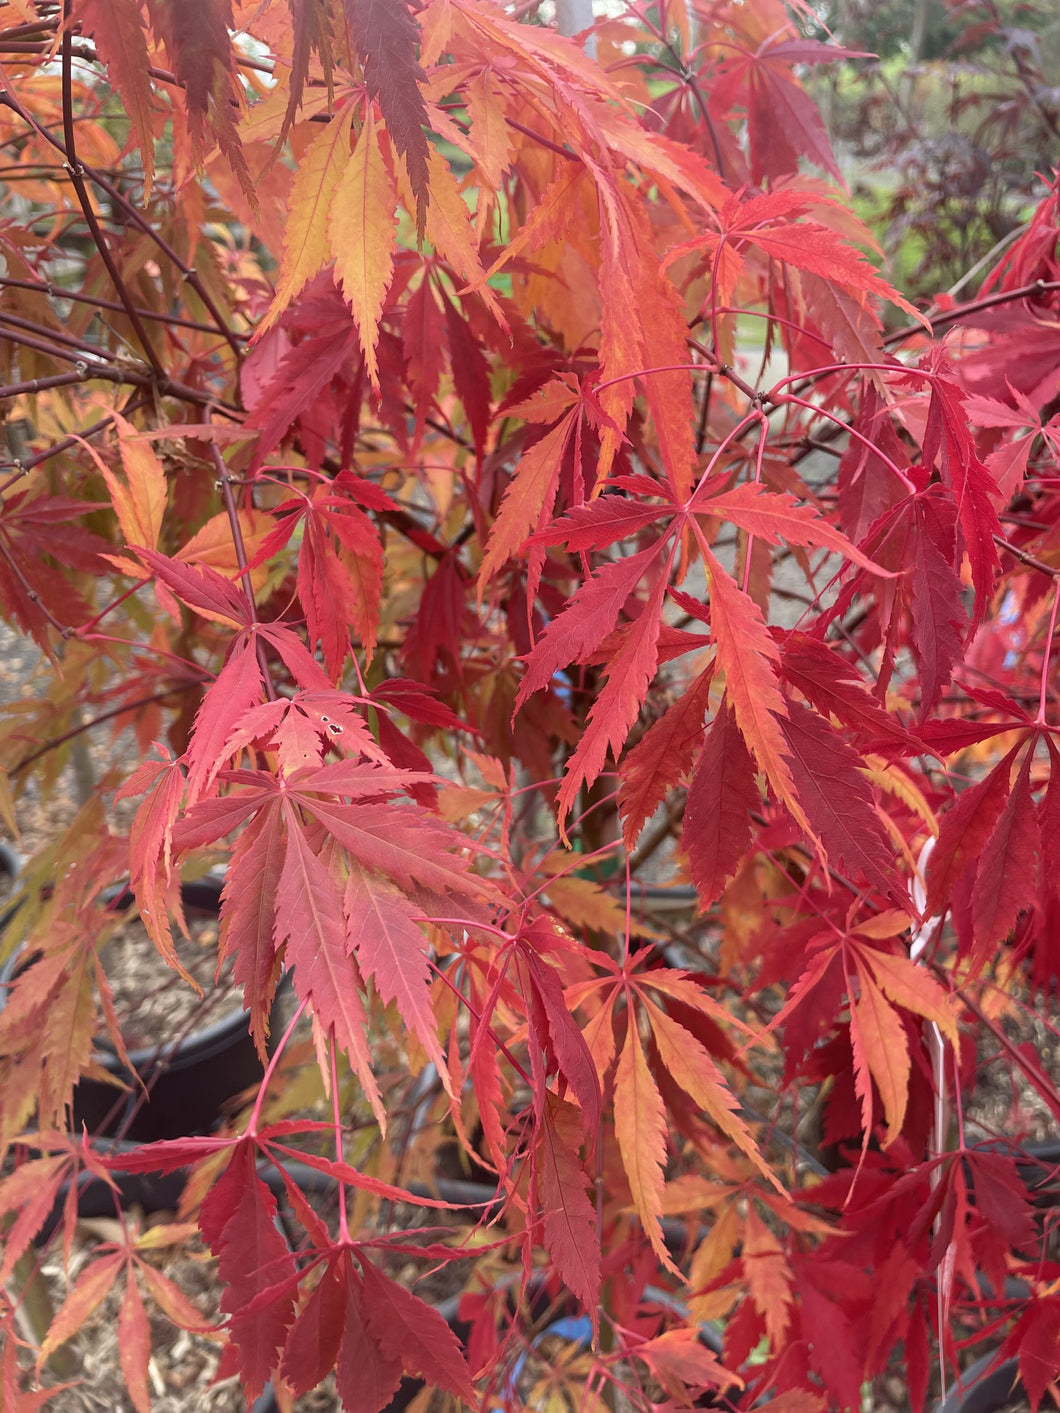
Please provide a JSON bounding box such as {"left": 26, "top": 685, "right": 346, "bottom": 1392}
{"left": 1, "top": 0, "right": 1060, "bottom": 1408}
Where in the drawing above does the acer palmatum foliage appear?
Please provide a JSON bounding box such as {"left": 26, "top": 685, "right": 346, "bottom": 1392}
{"left": 0, "top": 0, "right": 1059, "bottom": 1408}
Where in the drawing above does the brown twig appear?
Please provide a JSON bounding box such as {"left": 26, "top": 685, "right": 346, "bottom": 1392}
{"left": 0, "top": 274, "right": 250, "bottom": 340}
{"left": 58, "top": 15, "right": 164, "bottom": 378}
{"left": 993, "top": 534, "right": 1060, "bottom": 579}
{"left": 10, "top": 682, "right": 204, "bottom": 774}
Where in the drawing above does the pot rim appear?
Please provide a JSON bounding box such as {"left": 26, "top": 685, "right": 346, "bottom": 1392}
{"left": 0, "top": 871, "right": 281, "bottom": 1070}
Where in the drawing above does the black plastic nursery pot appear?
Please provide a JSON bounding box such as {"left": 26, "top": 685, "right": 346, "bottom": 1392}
{"left": 87, "top": 876, "right": 273, "bottom": 1141}
{"left": 0, "top": 839, "right": 20, "bottom": 892}
{"left": 0, "top": 840, "right": 21, "bottom": 933}
{"left": 935, "top": 1350, "right": 1026, "bottom": 1413}
{"left": 1, "top": 874, "right": 279, "bottom": 1143}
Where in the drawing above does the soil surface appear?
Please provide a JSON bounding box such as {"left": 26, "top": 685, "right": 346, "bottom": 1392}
{"left": 100, "top": 907, "right": 236, "bottom": 1052}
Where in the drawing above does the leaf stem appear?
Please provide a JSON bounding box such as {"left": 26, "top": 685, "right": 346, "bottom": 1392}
{"left": 247, "top": 995, "right": 310, "bottom": 1136}
{"left": 209, "top": 438, "right": 277, "bottom": 701}
{"left": 330, "top": 1039, "right": 351, "bottom": 1244}
{"left": 740, "top": 412, "right": 770, "bottom": 596}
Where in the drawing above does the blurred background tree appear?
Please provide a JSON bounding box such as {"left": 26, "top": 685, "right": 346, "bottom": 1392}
{"left": 809, "top": 0, "right": 1060, "bottom": 299}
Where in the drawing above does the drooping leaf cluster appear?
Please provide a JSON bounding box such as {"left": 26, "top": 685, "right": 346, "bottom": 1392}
{"left": 0, "top": 0, "right": 1059, "bottom": 1408}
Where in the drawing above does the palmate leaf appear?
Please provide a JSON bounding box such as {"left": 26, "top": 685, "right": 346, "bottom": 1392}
{"left": 909, "top": 515, "right": 967, "bottom": 718}
{"left": 413, "top": 146, "right": 500, "bottom": 318}
{"left": 298, "top": 793, "right": 497, "bottom": 901}
{"left": 344, "top": 859, "right": 446, "bottom": 1078}
{"left": 669, "top": 188, "right": 921, "bottom": 322}
{"left": 244, "top": 312, "right": 359, "bottom": 467}
{"left": 441, "top": 290, "right": 493, "bottom": 459}
{"left": 619, "top": 665, "right": 714, "bottom": 849}
{"left": 36, "top": 1251, "right": 124, "bottom": 1372}
{"left": 778, "top": 632, "right": 919, "bottom": 754}
{"left": 330, "top": 110, "right": 398, "bottom": 392}
{"left": 779, "top": 700, "right": 904, "bottom": 904}
{"left": 138, "top": 1261, "right": 215, "bottom": 1335}
{"left": 684, "top": 701, "right": 760, "bottom": 909}
{"left": 205, "top": 1142, "right": 298, "bottom": 1400}
{"left": 919, "top": 362, "right": 1003, "bottom": 618}
{"left": 258, "top": 104, "right": 356, "bottom": 336}
{"left": 479, "top": 407, "right": 578, "bottom": 584}
{"left": 252, "top": 479, "right": 388, "bottom": 675}
{"left": 1038, "top": 739, "right": 1060, "bottom": 895}
{"left": 220, "top": 800, "right": 285, "bottom": 1059}
{"left": 970, "top": 752, "right": 1041, "bottom": 957}
{"left": 643, "top": 991, "right": 776, "bottom": 1189}
{"left": 281, "top": 0, "right": 335, "bottom": 144}
{"left": 851, "top": 939, "right": 958, "bottom": 1048}
{"left": 335, "top": 1268, "right": 405, "bottom": 1413}
{"left": 740, "top": 37, "right": 853, "bottom": 183}
{"left": 925, "top": 745, "right": 1021, "bottom": 916}
{"left": 38, "top": 940, "right": 97, "bottom": 1125}
{"left": 403, "top": 272, "right": 447, "bottom": 452}
{"left": 634, "top": 1328, "right": 738, "bottom": 1399}
{"left": 520, "top": 931, "right": 602, "bottom": 1135}
{"left": 700, "top": 545, "right": 809, "bottom": 838}
{"left": 221, "top": 695, "right": 369, "bottom": 776}
{"left": 99, "top": 411, "right": 168, "bottom": 556}
{"left": 532, "top": 494, "right": 665, "bottom": 555}
{"left": 118, "top": 1272, "right": 152, "bottom": 1413}
{"left": 183, "top": 634, "right": 266, "bottom": 807}
{"left": 281, "top": 1255, "right": 348, "bottom": 1397}
{"left": 171, "top": 759, "right": 487, "bottom": 1083}
{"left": 343, "top": 0, "right": 430, "bottom": 231}
{"left": 73, "top": 0, "right": 155, "bottom": 198}
{"left": 556, "top": 555, "right": 669, "bottom": 827}
{"left": 741, "top": 1207, "right": 793, "bottom": 1348}
{"left": 151, "top": 0, "right": 252, "bottom": 197}
{"left": 849, "top": 964, "right": 910, "bottom": 1145}
{"left": 360, "top": 1260, "right": 473, "bottom": 1400}
{"left": 135, "top": 545, "right": 253, "bottom": 627}
{"left": 534, "top": 1103, "right": 601, "bottom": 1327}
{"left": 277, "top": 803, "right": 384, "bottom": 1126}
{"left": 614, "top": 189, "right": 699, "bottom": 500}
{"left": 0, "top": 1155, "right": 72, "bottom": 1287}
{"left": 0, "top": 491, "right": 106, "bottom": 650}
{"left": 298, "top": 508, "right": 381, "bottom": 678}
{"left": 517, "top": 541, "right": 668, "bottom": 706}
{"left": 697, "top": 480, "right": 889, "bottom": 573}
{"left": 614, "top": 1019, "right": 676, "bottom": 1274}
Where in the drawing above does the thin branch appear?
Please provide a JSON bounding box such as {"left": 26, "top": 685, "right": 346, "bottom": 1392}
{"left": 0, "top": 307, "right": 123, "bottom": 359}
{"left": 504, "top": 116, "right": 578, "bottom": 161}
{"left": 0, "top": 541, "right": 71, "bottom": 638}
{"left": 0, "top": 369, "right": 92, "bottom": 401}
{"left": 0, "top": 74, "right": 244, "bottom": 363}
{"left": 885, "top": 279, "right": 1060, "bottom": 347}
{"left": 0, "top": 274, "right": 251, "bottom": 339}
{"left": 11, "top": 682, "right": 203, "bottom": 774}
{"left": 58, "top": 15, "right": 164, "bottom": 378}
{"left": 0, "top": 351, "right": 239, "bottom": 412}
{"left": 0, "top": 316, "right": 113, "bottom": 367}
{"left": 994, "top": 534, "right": 1060, "bottom": 579}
